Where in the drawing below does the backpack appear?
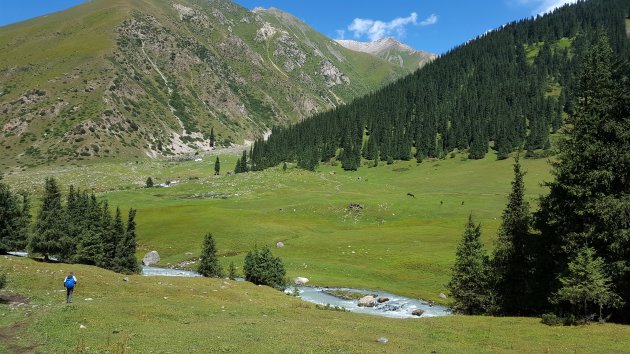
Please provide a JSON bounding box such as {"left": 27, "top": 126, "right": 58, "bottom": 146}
{"left": 64, "top": 276, "right": 76, "bottom": 289}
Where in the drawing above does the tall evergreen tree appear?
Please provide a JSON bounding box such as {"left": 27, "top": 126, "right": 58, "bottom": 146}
{"left": 198, "top": 233, "right": 222, "bottom": 277}
{"left": 492, "top": 155, "right": 536, "bottom": 315}
{"left": 101, "top": 205, "right": 122, "bottom": 270}
{"left": 448, "top": 214, "right": 493, "bottom": 315}
{"left": 30, "top": 178, "right": 69, "bottom": 261}
{"left": 536, "top": 34, "right": 630, "bottom": 321}
{"left": 0, "top": 183, "right": 30, "bottom": 254}
{"left": 114, "top": 208, "right": 139, "bottom": 274}
{"left": 214, "top": 157, "right": 220, "bottom": 176}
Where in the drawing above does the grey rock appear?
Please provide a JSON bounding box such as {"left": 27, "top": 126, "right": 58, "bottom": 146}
{"left": 143, "top": 251, "right": 160, "bottom": 266}
{"left": 276, "top": 241, "right": 285, "bottom": 248}
{"left": 438, "top": 293, "right": 447, "bottom": 299}
{"left": 294, "top": 277, "right": 309, "bottom": 285}
{"left": 377, "top": 297, "right": 390, "bottom": 303}
{"left": 376, "top": 337, "right": 388, "bottom": 344}
{"left": 358, "top": 295, "right": 376, "bottom": 307}
{"left": 412, "top": 309, "right": 425, "bottom": 316}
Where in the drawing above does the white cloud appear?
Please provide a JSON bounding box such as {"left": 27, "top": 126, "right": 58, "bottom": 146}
{"left": 514, "top": 0, "right": 579, "bottom": 15}
{"left": 345, "top": 12, "right": 437, "bottom": 42}
{"left": 420, "top": 14, "right": 438, "bottom": 26}
{"left": 335, "top": 29, "right": 346, "bottom": 40}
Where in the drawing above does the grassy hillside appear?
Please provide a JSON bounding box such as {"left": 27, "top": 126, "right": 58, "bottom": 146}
{"left": 0, "top": 0, "right": 407, "bottom": 168}
{"left": 5, "top": 150, "right": 552, "bottom": 302}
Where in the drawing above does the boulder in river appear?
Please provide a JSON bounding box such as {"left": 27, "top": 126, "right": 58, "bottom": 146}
{"left": 412, "top": 309, "right": 425, "bottom": 316}
{"left": 358, "top": 295, "right": 376, "bottom": 307}
{"left": 142, "top": 251, "right": 160, "bottom": 266}
{"left": 294, "top": 277, "right": 309, "bottom": 285}
{"left": 377, "top": 297, "right": 390, "bottom": 303}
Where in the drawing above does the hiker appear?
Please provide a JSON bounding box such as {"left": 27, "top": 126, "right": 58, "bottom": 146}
{"left": 63, "top": 272, "right": 77, "bottom": 304}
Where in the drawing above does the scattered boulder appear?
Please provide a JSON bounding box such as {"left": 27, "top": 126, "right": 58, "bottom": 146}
{"left": 438, "top": 293, "right": 447, "bottom": 299}
{"left": 294, "top": 277, "right": 309, "bottom": 285}
{"left": 412, "top": 309, "right": 425, "bottom": 317}
{"left": 142, "top": 251, "right": 160, "bottom": 266}
{"left": 80, "top": 324, "right": 86, "bottom": 329}
{"left": 376, "top": 337, "right": 388, "bottom": 344}
{"left": 84, "top": 298, "right": 93, "bottom": 301}
{"left": 377, "top": 297, "right": 390, "bottom": 303}
{"left": 122, "top": 277, "right": 129, "bottom": 282}
{"left": 358, "top": 295, "right": 376, "bottom": 307}
{"left": 276, "top": 241, "right": 285, "bottom": 248}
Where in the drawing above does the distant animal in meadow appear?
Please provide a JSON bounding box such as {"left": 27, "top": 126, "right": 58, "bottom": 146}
{"left": 406, "top": 193, "right": 415, "bottom": 198}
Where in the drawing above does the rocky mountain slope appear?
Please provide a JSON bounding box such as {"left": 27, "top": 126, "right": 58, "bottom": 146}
{"left": 0, "top": 0, "right": 410, "bottom": 167}
{"left": 337, "top": 37, "right": 437, "bottom": 71}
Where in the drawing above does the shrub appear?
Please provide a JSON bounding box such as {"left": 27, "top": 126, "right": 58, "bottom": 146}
{"left": 243, "top": 245, "right": 286, "bottom": 289}
{"left": 0, "top": 273, "right": 6, "bottom": 289}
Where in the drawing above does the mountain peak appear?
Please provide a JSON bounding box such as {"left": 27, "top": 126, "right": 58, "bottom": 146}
{"left": 336, "top": 38, "right": 436, "bottom": 70}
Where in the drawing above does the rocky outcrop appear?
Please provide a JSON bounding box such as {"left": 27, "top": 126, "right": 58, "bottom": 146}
{"left": 320, "top": 61, "right": 349, "bottom": 87}
{"left": 412, "top": 309, "right": 425, "bottom": 316}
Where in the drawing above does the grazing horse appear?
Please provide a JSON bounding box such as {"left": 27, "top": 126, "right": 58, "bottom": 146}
{"left": 407, "top": 193, "right": 415, "bottom": 198}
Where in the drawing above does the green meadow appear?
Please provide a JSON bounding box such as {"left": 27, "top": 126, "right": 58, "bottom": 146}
{"left": 3, "top": 151, "right": 630, "bottom": 352}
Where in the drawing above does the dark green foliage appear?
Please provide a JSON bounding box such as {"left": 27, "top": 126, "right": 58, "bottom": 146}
{"left": 146, "top": 177, "right": 154, "bottom": 188}
{"left": 209, "top": 127, "right": 215, "bottom": 148}
{"left": 0, "top": 273, "right": 6, "bottom": 289}
{"left": 30, "top": 178, "right": 70, "bottom": 261}
{"left": 214, "top": 157, "right": 220, "bottom": 176}
{"left": 0, "top": 183, "right": 30, "bottom": 253}
{"left": 234, "top": 151, "right": 249, "bottom": 174}
{"left": 551, "top": 247, "right": 623, "bottom": 321}
{"left": 198, "top": 233, "right": 222, "bottom": 277}
{"left": 282, "top": 162, "right": 287, "bottom": 171}
{"left": 114, "top": 208, "right": 139, "bottom": 274}
{"left": 243, "top": 245, "right": 286, "bottom": 289}
{"left": 491, "top": 155, "right": 537, "bottom": 315}
{"left": 247, "top": 0, "right": 630, "bottom": 171}
{"left": 447, "top": 214, "right": 493, "bottom": 315}
{"left": 101, "top": 206, "right": 125, "bottom": 270}
{"left": 536, "top": 34, "right": 630, "bottom": 322}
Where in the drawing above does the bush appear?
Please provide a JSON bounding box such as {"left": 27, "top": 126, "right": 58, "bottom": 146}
{"left": 243, "top": 245, "right": 286, "bottom": 289}
{"left": 541, "top": 313, "right": 579, "bottom": 326}
{"left": 0, "top": 273, "right": 6, "bottom": 289}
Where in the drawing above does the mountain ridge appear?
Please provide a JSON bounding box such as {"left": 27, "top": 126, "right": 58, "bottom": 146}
{"left": 337, "top": 37, "right": 437, "bottom": 70}
{"left": 0, "top": 0, "right": 412, "bottom": 167}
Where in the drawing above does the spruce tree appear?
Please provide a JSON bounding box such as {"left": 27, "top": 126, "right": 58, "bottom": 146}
{"left": 30, "top": 178, "right": 70, "bottom": 261}
{"left": 492, "top": 155, "right": 535, "bottom": 315}
{"left": 146, "top": 177, "right": 154, "bottom": 188}
{"left": 198, "top": 233, "right": 222, "bottom": 277}
{"left": 536, "top": 34, "right": 630, "bottom": 321}
{"left": 448, "top": 214, "right": 493, "bottom": 315}
{"left": 101, "top": 205, "right": 122, "bottom": 270}
{"left": 551, "top": 247, "right": 623, "bottom": 321}
{"left": 209, "top": 127, "right": 216, "bottom": 148}
{"left": 214, "top": 157, "right": 220, "bottom": 176}
{"left": 0, "top": 184, "right": 30, "bottom": 254}
{"left": 114, "top": 208, "right": 139, "bottom": 274}
{"left": 228, "top": 261, "right": 237, "bottom": 280}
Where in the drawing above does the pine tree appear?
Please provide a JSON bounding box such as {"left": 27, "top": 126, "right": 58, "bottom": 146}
{"left": 0, "top": 183, "right": 30, "bottom": 254}
{"left": 198, "top": 233, "right": 222, "bottom": 277}
{"left": 214, "top": 157, "right": 220, "bottom": 175}
{"left": 146, "top": 177, "right": 154, "bottom": 188}
{"left": 234, "top": 158, "right": 241, "bottom": 174}
{"left": 114, "top": 208, "right": 139, "bottom": 274}
{"left": 492, "top": 155, "right": 536, "bottom": 315}
{"left": 30, "top": 178, "right": 70, "bottom": 261}
{"left": 448, "top": 214, "right": 493, "bottom": 315}
{"left": 552, "top": 247, "right": 623, "bottom": 321}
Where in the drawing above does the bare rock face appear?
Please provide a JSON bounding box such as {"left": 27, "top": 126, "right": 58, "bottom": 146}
{"left": 320, "top": 61, "right": 349, "bottom": 87}
{"left": 358, "top": 295, "right": 376, "bottom": 307}
{"left": 142, "top": 251, "right": 160, "bottom": 266}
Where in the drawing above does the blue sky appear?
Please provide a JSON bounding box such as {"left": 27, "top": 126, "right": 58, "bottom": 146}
{"left": 0, "top": 0, "right": 577, "bottom": 54}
